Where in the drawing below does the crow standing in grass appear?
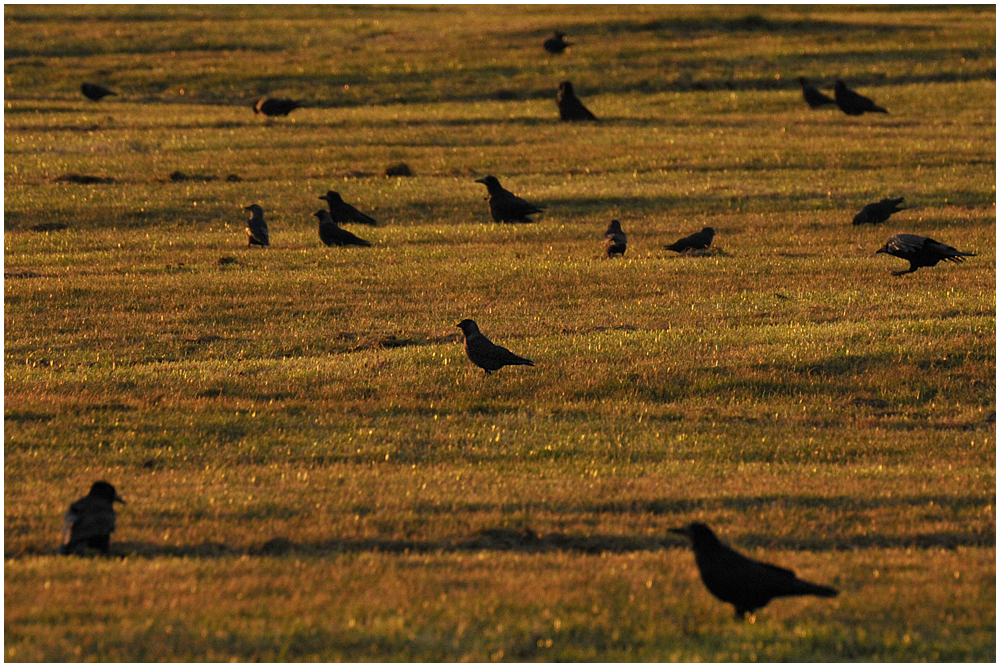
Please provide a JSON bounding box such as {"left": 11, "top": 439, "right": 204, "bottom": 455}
{"left": 319, "top": 190, "right": 377, "bottom": 226}
{"left": 543, "top": 31, "right": 572, "bottom": 55}
{"left": 253, "top": 97, "right": 302, "bottom": 117}
{"left": 456, "top": 319, "right": 534, "bottom": 375}
{"left": 876, "top": 233, "right": 975, "bottom": 275}
{"left": 59, "top": 481, "right": 125, "bottom": 556}
{"left": 314, "top": 210, "right": 371, "bottom": 247}
{"left": 834, "top": 80, "right": 887, "bottom": 115}
{"left": 243, "top": 204, "right": 270, "bottom": 246}
{"left": 474, "top": 175, "right": 546, "bottom": 223}
{"left": 670, "top": 522, "right": 838, "bottom": 621}
{"left": 797, "top": 77, "right": 835, "bottom": 109}
{"left": 665, "top": 227, "right": 715, "bottom": 253}
{"left": 852, "top": 197, "right": 907, "bottom": 225}
{"left": 556, "top": 81, "right": 597, "bottom": 122}
{"left": 603, "top": 219, "right": 627, "bottom": 258}
{"left": 81, "top": 83, "right": 116, "bottom": 101}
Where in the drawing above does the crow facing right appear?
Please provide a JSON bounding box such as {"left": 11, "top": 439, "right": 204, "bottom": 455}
{"left": 456, "top": 319, "right": 534, "bottom": 375}
{"left": 81, "top": 83, "right": 116, "bottom": 101}
{"left": 665, "top": 227, "right": 715, "bottom": 253}
{"left": 60, "top": 481, "right": 125, "bottom": 556}
{"left": 852, "top": 197, "right": 906, "bottom": 225}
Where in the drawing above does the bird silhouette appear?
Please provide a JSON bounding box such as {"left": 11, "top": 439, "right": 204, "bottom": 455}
{"left": 665, "top": 227, "right": 715, "bottom": 253}
{"left": 603, "top": 220, "right": 627, "bottom": 258}
{"left": 834, "top": 80, "right": 887, "bottom": 115}
{"left": 319, "top": 191, "right": 377, "bottom": 226}
{"left": 456, "top": 319, "right": 534, "bottom": 375}
{"left": 556, "top": 81, "right": 598, "bottom": 122}
{"left": 81, "top": 83, "right": 116, "bottom": 101}
{"left": 852, "top": 197, "right": 906, "bottom": 225}
{"left": 797, "top": 77, "right": 835, "bottom": 108}
{"left": 314, "top": 210, "right": 371, "bottom": 247}
{"left": 543, "top": 31, "right": 572, "bottom": 55}
{"left": 670, "top": 522, "right": 838, "bottom": 621}
{"left": 59, "top": 481, "right": 125, "bottom": 556}
{"left": 474, "top": 175, "right": 545, "bottom": 223}
{"left": 253, "top": 97, "right": 302, "bottom": 117}
{"left": 244, "top": 204, "right": 270, "bottom": 246}
{"left": 876, "top": 233, "right": 975, "bottom": 275}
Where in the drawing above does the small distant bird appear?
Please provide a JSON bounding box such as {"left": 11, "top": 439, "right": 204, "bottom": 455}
{"left": 474, "top": 175, "right": 546, "bottom": 223}
{"left": 665, "top": 227, "right": 715, "bottom": 253}
{"left": 59, "top": 481, "right": 125, "bottom": 556}
{"left": 456, "top": 319, "right": 535, "bottom": 375}
{"left": 81, "top": 83, "right": 116, "bottom": 101}
{"left": 253, "top": 97, "right": 302, "bottom": 117}
{"left": 603, "top": 219, "right": 627, "bottom": 258}
{"left": 243, "top": 204, "right": 270, "bottom": 246}
{"left": 834, "top": 80, "right": 887, "bottom": 115}
{"left": 543, "top": 31, "right": 572, "bottom": 55}
{"left": 852, "top": 197, "right": 907, "bottom": 225}
{"left": 797, "top": 77, "right": 835, "bottom": 109}
{"left": 556, "top": 81, "right": 598, "bottom": 122}
{"left": 670, "top": 522, "right": 838, "bottom": 621}
{"left": 319, "top": 190, "right": 377, "bottom": 226}
{"left": 876, "top": 233, "right": 975, "bottom": 275}
{"left": 314, "top": 210, "right": 371, "bottom": 247}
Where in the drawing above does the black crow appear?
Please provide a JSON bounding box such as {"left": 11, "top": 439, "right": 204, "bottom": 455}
{"left": 797, "top": 77, "right": 835, "bottom": 108}
{"left": 474, "top": 175, "right": 545, "bottom": 223}
{"left": 665, "top": 227, "right": 715, "bottom": 253}
{"left": 314, "top": 210, "right": 371, "bottom": 247}
{"left": 253, "top": 97, "right": 302, "bottom": 117}
{"left": 456, "top": 319, "right": 534, "bottom": 375}
{"left": 670, "top": 522, "right": 838, "bottom": 621}
{"left": 852, "top": 197, "right": 906, "bottom": 225}
{"left": 60, "top": 481, "right": 125, "bottom": 555}
{"left": 244, "top": 204, "right": 270, "bottom": 246}
{"left": 543, "top": 31, "right": 572, "bottom": 55}
{"left": 876, "top": 233, "right": 975, "bottom": 275}
{"left": 319, "top": 190, "right": 377, "bottom": 226}
{"left": 604, "top": 219, "right": 627, "bottom": 258}
{"left": 834, "top": 80, "right": 887, "bottom": 115}
{"left": 81, "top": 83, "right": 116, "bottom": 101}
{"left": 556, "top": 81, "right": 597, "bottom": 122}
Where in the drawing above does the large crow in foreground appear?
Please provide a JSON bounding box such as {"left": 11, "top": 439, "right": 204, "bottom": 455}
{"left": 876, "top": 233, "right": 975, "bottom": 275}
{"left": 543, "top": 31, "right": 572, "bottom": 54}
{"left": 670, "top": 522, "right": 838, "bottom": 621}
{"left": 456, "top": 319, "right": 534, "bottom": 375}
{"left": 665, "top": 227, "right": 715, "bottom": 253}
{"left": 81, "top": 83, "right": 116, "bottom": 101}
{"left": 474, "top": 175, "right": 546, "bottom": 223}
{"left": 244, "top": 204, "right": 270, "bottom": 246}
{"left": 314, "top": 210, "right": 371, "bottom": 247}
{"left": 319, "top": 190, "right": 377, "bottom": 226}
{"left": 556, "top": 81, "right": 597, "bottom": 121}
{"left": 834, "top": 80, "right": 887, "bottom": 115}
{"left": 253, "top": 97, "right": 302, "bottom": 117}
{"left": 60, "top": 481, "right": 125, "bottom": 555}
{"left": 603, "top": 219, "right": 627, "bottom": 258}
{"left": 797, "top": 77, "right": 835, "bottom": 109}
{"left": 852, "top": 197, "right": 906, "bottom": 225}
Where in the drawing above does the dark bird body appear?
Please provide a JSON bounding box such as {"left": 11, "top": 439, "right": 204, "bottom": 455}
{"left": 852, "top": 197, "right": 906, "bottom": 225}
{"left": 834, "top": 80, "right": 887, "bottom": 115}
{"left": 665, "top": 227, "right": 715, "bottom": 253}
{"left": 671, "top": 522, "right": 838, "bottom": 620}
{"left": 253, "top": 97, "right": 302, "bottom": 117}
{"left": 797, "top": 77, "right": 835, "bottom": 108}
{"left": 314, "top": 210, "right": 371, "bottom": 247}
{"left": 603, "top": 219, "right": 627, "bottom": 258}
{"left": 319, "top": 190, "right": 377, "bottom": 226}
{"left": 556, "top": 81, "right": 597, "bottom": 122}
{"left": 244, "top": 204, "right": 270, "bottom": 246}
{"left": 543, "top": 31, "right": 572, "bottom": 55}
{"left": 60, "top": 481, "right": 125, "bottom": 555}
{"left": 475, "top": 175, "right": 545, "bottom": 223}
{"left": 456, "top": 319, "right": 534, "bottom": 375}
{"left": 81, "top": 83, "right": 116, "bottom": 101}
{"left": 876, "top": 233, "right": 975, "bottom": 275}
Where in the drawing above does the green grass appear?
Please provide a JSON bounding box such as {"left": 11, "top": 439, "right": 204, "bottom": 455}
{"left": 4, "top": 4, "right": 996, "bottom": 661}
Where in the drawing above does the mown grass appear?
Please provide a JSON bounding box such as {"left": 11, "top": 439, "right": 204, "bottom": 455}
{"left": 4, "top": 4, "right": 996, "bottom": 661}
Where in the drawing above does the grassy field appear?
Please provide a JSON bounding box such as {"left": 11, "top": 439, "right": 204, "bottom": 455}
{"left": 4, "top": 4, "right": 996, "bottom": 661}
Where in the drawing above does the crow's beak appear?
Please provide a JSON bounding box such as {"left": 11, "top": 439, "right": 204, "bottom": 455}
{"left": 243, "top": 206, "right": 252, "bottom": 211}
{"left": 115, "top": 494, "right": 125, "bottom": 504}
{"left": 668, "top": 526, "right": 690, "bottom": 538}
{"left": 474, "top": 178, "right": 486, "bottom": 184}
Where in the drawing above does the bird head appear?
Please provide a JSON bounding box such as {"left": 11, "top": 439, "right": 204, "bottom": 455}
{"left": 319, "top": 190, "right": 343, "bottom": 204}
{"left": 834, "top": 80, "right": 846, "bottom": 91}
{"left": 456, "top": 319, "right": 480, "bottom": 336}
{"left": 703, "top": 227, "right": 716, "bottom": 237}
{"left": 89, "top": 481, "right": 125, "bottom": 504}
{"left": 607, "top": 219, "right": 622, "bottom": 232}
{"left": 797, "top": 76, "right": 809, "bottom": 86}
{"left": 669, "top": 522, "right": 720, "bottom": 548}
{"left": 474, "top": 176, "right": 501, "bottom": 193}
{"left": 244, "top": 204, "right": 262, "bottom": 214}
{"left": 875, "top": 242, "right": 889, "bottom": 255}
{"left": 558, "top": 81, "right": 574, "bottom": 94}
{"left": 314, "top": 210, "right": 332, "bottom": 222}
{"left": 252, "top": 98, "right": 265, "bottom": 113}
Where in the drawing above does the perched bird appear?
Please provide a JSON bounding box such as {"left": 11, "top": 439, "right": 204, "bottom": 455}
{"left": 243, "top": 204, "right": 270, "bottom": 246}
{"left": 456, "top": 319, "right": 535, "bottom": 375}
{"left": 319, "top": 190, "right": 377, "bottom": 226}
{"left": 670, "top": 522, "right": 838, "bottom": 621}
{"left": 474, "top": 175, "right": 546, "bottom": 223}
{"left": 852, "top": 197, "right": 907, "bottom": 225}
{"left": 543, "top": 31, "right": 572, "bottom": 55}
{"left": 665, "top": 227, "right": 715, "bottom": 253}
{"left": 834, "top": 80, "right": 887, "bottom": 115}
{"left": 797, "top": 77, "right": 835, "bottom": 109}
{"left": 253, "top": 97, "right": 302, "bottom": 117}
{"left": 81, "top": 83, "right": 116, "bottom": 101}
{"left": 59, "top": 481, "right": 125, "bottom": 556}
{"left": 556, "top": 81, "right": 598, "bottom": 122}
{"left": 876, "top": 233, "right": 975, "bottom": 275}
{"left": 603, "top": 219, "right": 627, "bottom": 258}
{"left": 314, "top": 210, "right": 371, "bottom": 247}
